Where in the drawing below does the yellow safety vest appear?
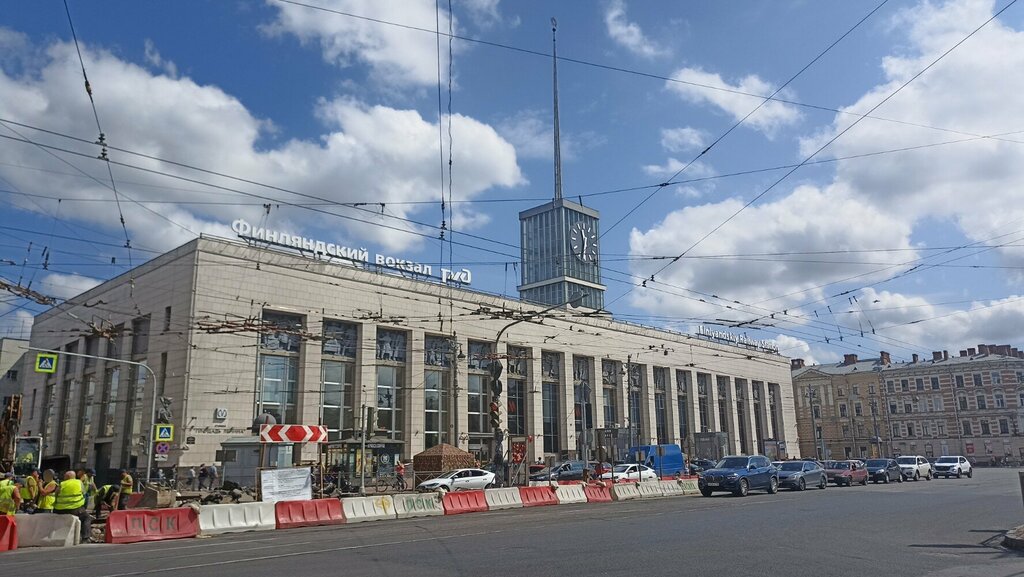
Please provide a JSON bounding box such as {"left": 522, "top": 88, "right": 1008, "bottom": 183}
{"left": 0, "top": 479, "right": 12, "bottom": 489}
{"left": 20, "top": 476, "right": 37, "bottom": 501}
{"left": 54, "top": 479, "right": 86, "bottom": 511}
{"left": 0, "top": 484, "right": 16, "bottom": 515}
{"left": 38, "top": 480, "right": 58, "bottom": 510}
{"left": 121, "top": 474, "right": 134, "bottom": 495}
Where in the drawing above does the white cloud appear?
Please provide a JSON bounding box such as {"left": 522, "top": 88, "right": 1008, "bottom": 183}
{"left": 0, "top": 35, "right": 523, "bottom": 255}
{"left": 36, "top": 273, "right": 103, "bottom": 300}
{"left": 0, "top": 304, "right": 33, "bottom": 340}
{"left": 665, "top": 67, "right": 801, "bottom": 137}
{"left": 457, "top": 0, "right": 513, "bottom": 29}
{"left": 143, "top": 38, "right": 177, "bottom": 78}
{"left": 496, "top": 109, "right": 604, "bottom": 162}
{"left": 660, "top": 127, "right": 705, "bottom": 153}
{"left": 774, "top": 334, "right": 820, "bottom": 365}
{"left": 604, "top": 0, "right": 668, "bottom": 58}
{"left": 264, "top": 0, "right": 458, "bottom": 87}
{"left": 640, "top": 158, "right": 713, "bottom": 179}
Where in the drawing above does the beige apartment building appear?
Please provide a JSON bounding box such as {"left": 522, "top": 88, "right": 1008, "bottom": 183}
{"left": 21, "top": 236, "right": 798, "bottom": 478}
{"left": 792, "top": 347, "right": 1024, "bottom": 461}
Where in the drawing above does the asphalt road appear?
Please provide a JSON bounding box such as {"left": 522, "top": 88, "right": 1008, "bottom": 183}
{"left": 7, "top": 468, "right": 1024, "bottom": 577}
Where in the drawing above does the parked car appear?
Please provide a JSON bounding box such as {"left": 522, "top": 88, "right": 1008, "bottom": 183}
{"left": 599, "top": 463, "right": 658, "bottom": 483}
{"left": 865, "top": 458, "right": 903, "bottom": 484}
{"left": 824, "top": 460, "right": 868, "bottom": 486}
{"left": 416, "top": 468, "right": 495, "bottom": 493}
{"left": 698, "top": 455, "right": 779, "bottom": 497}
{"left": 629, "top": 444, "right": 685, "bottom": 477}
{"left": 688, "top": 458, "right": 717, "bottom": 475}
{"left": 529, "top": 460, "right": 590, "bottom": 482}
{"left": 775, "top": 460, "right": 826, "bottom": 491}
{"left": 933, "top": 455, "right": 973, "bottom": 479}
{"left": 896, "top": 455, "right": 933, "bottom": 481}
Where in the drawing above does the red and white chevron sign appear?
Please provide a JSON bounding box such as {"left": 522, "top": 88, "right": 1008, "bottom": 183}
{"left": 259, "top": 424, "right": 328, "bottom": 443}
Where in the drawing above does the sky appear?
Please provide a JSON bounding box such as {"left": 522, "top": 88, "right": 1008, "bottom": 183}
{"left": 2, "top": 0, "right": 1024, "bottom": 366}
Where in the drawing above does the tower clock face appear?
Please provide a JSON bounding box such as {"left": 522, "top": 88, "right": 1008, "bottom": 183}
{"left": 570, "top": 221, "right": 599, "bottom": 263}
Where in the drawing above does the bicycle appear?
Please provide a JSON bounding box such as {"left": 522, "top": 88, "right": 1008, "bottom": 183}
{"left": 374, "top": 474, "right": 407, "bottom": 493}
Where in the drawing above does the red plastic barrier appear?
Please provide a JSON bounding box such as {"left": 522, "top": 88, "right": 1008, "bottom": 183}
{"left": 442, "top": 490, "right": 489, "bottom": 515}
{"left": 518, "top": 486, "right": 558, "bottom": 507}
{"left": 124, "top": 493, "right": 144, "bottom": 509}
{"left": 275, "top": 499, "right": 345, "bottom": 529}
{"left": 105, "top": 507, "right": 199, "bottom": 544}
{"left": 0, "top": 516, "right": 16, "bottom": 552}
{"left": 582, "top": 485, "right": 612, "bottom": 503}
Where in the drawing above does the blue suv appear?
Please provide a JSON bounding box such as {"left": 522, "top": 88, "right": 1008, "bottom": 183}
{"left": 698, "top": 455, "right": 779, "bottom": 497}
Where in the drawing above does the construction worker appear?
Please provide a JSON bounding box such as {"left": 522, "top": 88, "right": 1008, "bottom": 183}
{"left": 118, "top": 469, "right": 133, "bottom": 510}
{"left": 19, "top": 468, "right": 39, "bottom": 512}
{"left": 0, "top": 475, "right": 20, "bottom": 516}
{"left": 54, "top": 470, "right": 91, "bottom": 543}
{"left": 78, "top": 468, "right": 98, "bottom": 509}
{"left": 0, "top": 471, "right": 12, "bottom": 489}
{"left": 37, "top": 469, "right": 58, "bottom": 513}
{"left": 93, "top": 483, "right": 121, "bottom": 518}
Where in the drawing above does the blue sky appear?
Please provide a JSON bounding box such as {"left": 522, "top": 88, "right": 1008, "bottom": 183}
{"left": 2, "top": 0, "right": 1024, "bottom": 365}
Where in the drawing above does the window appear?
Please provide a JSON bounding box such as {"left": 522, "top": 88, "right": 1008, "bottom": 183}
{"left": 904, "top": 403, "right": 913, "bottom": 414}
{"left": 852, "top": 385, "right": 860, "bottom": 396}
{"left": 972, "top": 373, "right": 983, "bottom": 387}
{"left": 889, "top": 402, "right": 897, "bottom": 415}
{"left": 980, "top": 420, "right": 991, "bottom": 435}
{"left": 854, "top": 402, "right": 863, "bottom": 416}
{"left": 542, "top": 352, "right": 561, "bottom": 454}
{"left": 3, "top": 369, "right": 17, "bottom": 381}
{"left": 1018, "top": 371, "right": 1024, "bottom": 384}
{"left": 130, "top": 316, "right": 151, "bottom": 356}
{"left": 466, "top": 374, "right": 488, "bottom": 436}
{"left": 886, "top": 380, "right": 895, "bottom": 393}
{"left": 958, "top": 396, "right": 968, "bottom": 411}
{"left": 163, "top": 306, "right": 172, "bottom": 331}
{"left": 995, "top": 391, "right": 1006, "bottom": 408}
{"left": 930, "top": 376, "right": 940, "bottom": 390}
{"left": 1020, "top": 392, "right": 1024, "bottom": 408}
{"left": 575, "top": 357, "right": 595, "bottom": 446}
{"left": 102, "top": 367, "right": 120, "bottom": 437}
{"left": 837, "top": 386, "right": 845, "bottom": 397}
{"left": 891, "top": 423, "right": 901, "bottom": 438}
{"left": 261, "top": 311, "right": 302, "bottom": 353}
{"left": 812, "top": 405, "right": 821, "bottom": 419}
{"left": 677, "top": 393, "right": 688, "bottom": 442}
{"left": 603, "top": 388, "right": 618, "bottom": 427}
{"left": 424, "top": 369, "right": 449, "bottom": 448}
{"left": 697, "top": 373, "right": 710, "bottom": 432}
{"left": 999, "top": 419, "right": 1010, "bottom": 435}
{"left": 906, "top": 422, "right": 915, "bottom": 437}
{"left": 868, "top": 384, "right": 875, "bottom": 394}
{"left": 955, "top": 375, "right": 965, "bottom": 388}
{"left": 937, "top": 423, "right": 945, "bottom": 436}
{"left": 933, "top": 395, "right": 944, "bottom": 411}
{"left": 976, "top": 394, "right": 987, "bottom": 410}
{"left": 962, "top": 420, "right": 972, "bottom": 436}
{"left": 716, "top": 376, "right": 730, "bottom": 434}
{"left": 842, "top": 425, "right": 850, "bottom": 438}
{"left": 655, "top": 389, "right": 668, "bottom": 445}
{"left": 376, "top": 329, "right": 408, "bottom": 362}
{"left": 376, "top": 365, "right": 404, "bottom": 440}
{"left": 900, "top": 379, "right": 909, "bottom": 392}
{"left": 915, "top": 378, "right": 924, "bottom": 391}
{"left": 992, "top": 371, "right": 1002, "bottom": 385}
{"left": 258, "top": 355, "right": 298, "bottom": 424}
{"left": 324, "top": 320, "right": 358, "bottom": 358}
{"left": 322, "top": 361, "right": 354, "bottom": 442}
{"left": 507, "top": 346, "right": 529, "bottom": 436}
{"left": 735, "top": 380, "right": 748, "bottom": 454}
{"left": 840, "top": 404, "right": 848, "bottom": 417}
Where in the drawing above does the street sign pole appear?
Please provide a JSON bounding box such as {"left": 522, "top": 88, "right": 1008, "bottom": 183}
{"left": 29, "top": 347, "right": 160, "bottom": 485}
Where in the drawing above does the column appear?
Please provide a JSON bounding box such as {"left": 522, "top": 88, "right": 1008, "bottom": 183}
{"left": 753, "top": 381, "right": 771, "bottom": 447}
{"left": 526, "top": 347, "right": 544, "bottom": 463}
{"left": 719, "top": 375, "right": 740, "bottom": 454}
{"left": 666, "top": 368, "right": 679, "bottom": 446}
{"left": 642, "top": 364, "right": 656, "bottom": 446}
{"left": 679, "top": 370, "right": 698, "bottom": 456}
{"left": 737, "top": 379, "right": 756, "bottom": 455}
{"left": 406, "top": 330, "right": 426, "bottom": 458}
{"left": 355, "top": 323, "right": 377, "bottom": 416}
{"left": 297, "top": 313, "right": 322, "bottom": 462}
{"left": 592, "top": 358, "right": 606, "bottom": 430}
{"left": 705, "top": 373, "right": 721, "bottom": 432}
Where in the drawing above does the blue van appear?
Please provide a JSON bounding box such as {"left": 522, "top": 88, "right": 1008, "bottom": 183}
{"left": 628, "top": 444, "right": 685, "bottom": 477}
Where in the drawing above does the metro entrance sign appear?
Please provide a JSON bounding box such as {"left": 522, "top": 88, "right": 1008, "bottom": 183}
{"left": 259, "top": 424, "right": 328, "bottom": 443}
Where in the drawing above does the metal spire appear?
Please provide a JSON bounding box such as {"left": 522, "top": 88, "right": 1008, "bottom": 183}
{"left": 551, "top": 17, "right": 562, "bottom": 200}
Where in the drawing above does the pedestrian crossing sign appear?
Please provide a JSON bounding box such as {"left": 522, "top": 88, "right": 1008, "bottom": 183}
{"left": 155, "top": 425, "right": 174, "bottom": 442}
{"left": 34, "top": 353, "right": 58, "bottom": 374}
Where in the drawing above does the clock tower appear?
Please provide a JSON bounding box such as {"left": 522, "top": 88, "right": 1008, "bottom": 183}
{"left": 518, "top": 19, "right": 605, "bottom": 310}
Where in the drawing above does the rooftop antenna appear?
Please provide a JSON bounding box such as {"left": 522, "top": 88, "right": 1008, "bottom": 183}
{"left": 552, "top": 16, "right": 562, "bottom": 201}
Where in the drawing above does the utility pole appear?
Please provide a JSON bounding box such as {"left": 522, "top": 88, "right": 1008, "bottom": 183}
{"left": 448, "top": 337, "right": 463, "bottom": 449}
{"left": 869, "top": 399, "right": 881, "bottom": 458}
{"left": 805, "top": 388, "right": 826, "bottom": 460}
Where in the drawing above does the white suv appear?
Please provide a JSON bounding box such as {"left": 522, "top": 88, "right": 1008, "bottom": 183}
{"left": 896, "top": 455, "right": 932, "bottom": 481}
{"left": 933, "top": 455, "right": 973, "bottom": 479}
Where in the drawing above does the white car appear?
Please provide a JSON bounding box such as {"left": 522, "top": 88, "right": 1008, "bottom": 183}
{"left": 933, "top": 455, "right": 973, "bottom": 478}
{"left": 416, "top": 468, "right": 495, "bottom": 493}
{"left": 599, "top": 464, "right": 658, "bottom": 482}
{"left": 896, "top": 455, "right": 933, "bottom": 481}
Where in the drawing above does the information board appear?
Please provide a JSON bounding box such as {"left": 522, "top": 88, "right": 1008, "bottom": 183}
{"left": 259, "top": 466, "right": 312, "bottom": 503}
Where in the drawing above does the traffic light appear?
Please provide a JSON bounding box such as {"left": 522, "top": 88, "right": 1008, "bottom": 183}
{"left": 489, "top": 400, "right": 501, "bottom": 429}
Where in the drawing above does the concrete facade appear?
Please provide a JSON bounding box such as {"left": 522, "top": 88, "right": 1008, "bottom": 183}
{"left": 22, "top": 237, "right": 798, "bottom": 474}
{"left": 792, "top": 348, "right": 1024, "bottom": 462}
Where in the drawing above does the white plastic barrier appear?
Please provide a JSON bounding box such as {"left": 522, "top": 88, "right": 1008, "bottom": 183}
{"left": 610, "top": 483, "right": 641, "bottom": 501}
{"left": 14, "top": 514, "right": 80, "bottom": 547}
{"left": 484, "top": 488, "right": 524, "bottom": 510}
{"left": 198, "top": 502, "right": 276, "bottom": 536}
{"left": 341, "top": 495, "right": 397, "bottom": 523}
{"left": 637, "top": 482, "right": 665, "bottom": 499}
{"left": 553, "top": 484, "right": 587, "bottom": 504}
{"left": 394, "top": 493, "right": 445, "bottom": 519}
{"left": 679, "top": 479, "right": 700, "bottom": 495}
{"left": 659, "top": 480, "right": 685, "bottom": 496}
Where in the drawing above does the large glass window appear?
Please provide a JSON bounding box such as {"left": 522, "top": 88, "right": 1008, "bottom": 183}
{"left": 542, "top": 352, "right": 561, "bottom": 454}
{"left": 259, "top": 356, "right": 298, "bottom": 424}
{"left": 376, "top": 329, "right": 407, "bottom": 362}
{"left": 573, "top": 357, "right": 592, "bottom": 446}
{"left": 507, "top": 347, "right": 528, "bottom": 436}
{"left": 717, "top": 377, "right": 730, "bottom": 433}
{"left": 76, "top": 374, "right": 97, "bottom": 463}
{"left": 697, "top": 373, "right": 710, "bottom": 432}
{"left": 467, "top": 341, "right": 493, "bottom": 441}
{"left": 376, "top": 365, "right": 404, "bottom": 440}
{"left": 260, "top": 312, "right": 303, "bottom": 352}
{"left": 735, "top": 381, "right": 748, "bottom": 454}
{"left": 602, "top": 360, "right": 618, "bottom": 427}
{"left": 424, "top": 370, "right": 448, "bottom": 448}
{"left": 123, "top": 364, "right": 146, "bottom": 465}
{"left": 322, "top": 361, "right": 354, "bottom": 441}
{"left": 654, "top": 367, "right": 668, "bottom": 445}
{"left": 628, "top": 363, "right": 644, "bottom": 442}
{"left": 322, "top": 320, "right": 357, "bottom": 358}
{"left": 131, "top": 316, "right": 151, "bottom": 356}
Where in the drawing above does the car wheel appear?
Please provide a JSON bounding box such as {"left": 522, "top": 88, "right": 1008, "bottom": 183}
{"left": 913, "top": 471, "right": 920, "bottom": 481}
{"left": 861, "top": 476, "right": 868, "bottom": 486}
{"left": 819, "top": 477, "right": 826, "bottom": 490}
{"left": 733, "top": 478, "right": 749, "bottom": 497}
{"left": 925, "top": 470, "right": 932, "bottom": 481}
{"left": 797, "top": 478, "right": 806, "bottom": 491}
{"left": 767, "top": 477, "right": 779, "bottom": 494}
{"left": 897, "top": 474, "right": 903, "bottom": 483}
{"left": 883, "top": 474, "right": 889, "bottom": 484}
{"left": 967, "top": 469, "right": 973, "bottom": 478}
{"left": 700, "top": 487, "right": 713, "bottom": 497}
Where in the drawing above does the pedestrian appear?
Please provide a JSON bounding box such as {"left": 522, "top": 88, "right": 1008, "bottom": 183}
{"left": 54, "top": 470, "right": 92, "bottom": 543}
{"left": 207, "top": 463, "right": 219, "bottom": 490}
{"left": 198, "top": 464, "right": 208, "bottom": 490}
{"left": 395, "top": 460, "right": 407, "bottom": 491}
{"left": 118, "top": 469, "right": 134, "bottom": 510}
{"left": 20, "top": 468, "right": 39, "bottom": 512}
{"left": 0, "top": 473, "right": 20, "bottom": 516}
{"left": 187, "top": 466, "right": 196, "bottom": 490}
{"left": 37, "top": 469, "right": 58, "bottom": 513}
{"left": 93, "top": 484, "right": 121, "bottom": 518}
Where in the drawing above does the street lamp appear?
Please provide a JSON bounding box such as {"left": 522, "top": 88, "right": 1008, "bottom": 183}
{"left": 492, "top": 291, "right": 585, "bottom": 485}
{"left": 869, "top": 399, "right": 881, "bottom": 458}
{"left": 806, "top": 388, "right": 826, "bottom": 460}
